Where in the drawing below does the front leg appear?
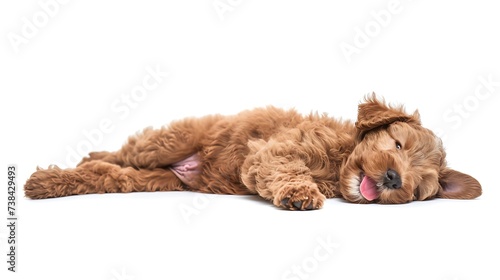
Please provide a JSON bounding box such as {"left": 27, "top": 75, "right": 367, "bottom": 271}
{"left": 241, "top": 139, "right": 326, "bottom": 210}
{"left": 272, "top": 171, "right": 326, "bottom": 210}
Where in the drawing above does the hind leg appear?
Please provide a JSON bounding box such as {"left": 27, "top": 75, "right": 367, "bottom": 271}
{"left": 79, "top": 151, "right": 120, "bottom": 165}
{"left": 25, "top": 160, "right": 185, "bottom": 199}
{"left": 79, "top": 127, "right": 196, "bottom": 168}
{"left": 79, "top": 115, "right": 222, "bottom": 169}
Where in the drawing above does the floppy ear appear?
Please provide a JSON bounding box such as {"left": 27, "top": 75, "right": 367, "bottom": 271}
{"left": 438, "top": 168, "right": 482, "bottom": 199}
{"left": 356, "top": 93, "right": 421, "bottom": 141}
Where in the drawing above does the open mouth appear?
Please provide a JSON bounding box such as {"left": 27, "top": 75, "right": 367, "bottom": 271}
{"left": 359, "top": 173, "right": 380, "bottom": 201}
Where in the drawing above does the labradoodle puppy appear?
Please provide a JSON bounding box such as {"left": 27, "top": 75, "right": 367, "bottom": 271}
{"left": 24, "top": 95, "right": 482, "bottom": 210}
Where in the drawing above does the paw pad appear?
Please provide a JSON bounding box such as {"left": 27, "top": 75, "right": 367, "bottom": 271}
{"left": 275, "top": 184, "right": 325, "bottom": 210}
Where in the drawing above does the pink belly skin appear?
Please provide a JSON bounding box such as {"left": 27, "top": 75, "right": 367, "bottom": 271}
{"left": 169, "top": 154, "right": 201, "bottom": 187}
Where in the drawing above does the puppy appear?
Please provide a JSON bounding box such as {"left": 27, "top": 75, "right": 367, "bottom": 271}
{"left": 24, "top": 94, "right": 482, "bottom": 210}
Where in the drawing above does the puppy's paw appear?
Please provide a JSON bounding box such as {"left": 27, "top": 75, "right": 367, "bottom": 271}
{"left": 274, "top": 183, "right": 326, "bottom": 210}
{"left": 24, "top": 166, "right": 65, "bottom": 199}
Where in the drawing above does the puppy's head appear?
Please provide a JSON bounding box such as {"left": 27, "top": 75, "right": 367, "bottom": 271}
{"left": 339, "top": 94, "right": 482, "bottom": 204}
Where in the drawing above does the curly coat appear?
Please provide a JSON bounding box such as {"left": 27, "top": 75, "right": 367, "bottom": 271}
{"left": 24, "top": 95, "right": 482, "bottom": 210}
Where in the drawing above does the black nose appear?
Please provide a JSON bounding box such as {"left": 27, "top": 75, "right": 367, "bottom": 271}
{"left": 383, "top": 169, "right": 402, "bottom": 189}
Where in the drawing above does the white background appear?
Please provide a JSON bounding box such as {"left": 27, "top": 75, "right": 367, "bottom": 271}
{"left": 1, "top": 1, "right": 499, "bottom": 280}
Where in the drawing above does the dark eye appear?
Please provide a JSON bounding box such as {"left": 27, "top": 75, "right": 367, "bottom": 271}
{"left": 395, "top": 141, "right": 402, "bottom": 150}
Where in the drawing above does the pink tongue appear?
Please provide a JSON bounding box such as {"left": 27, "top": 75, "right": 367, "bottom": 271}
{"left": 360, "top": 176, "right": 379, "bottom": 201}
